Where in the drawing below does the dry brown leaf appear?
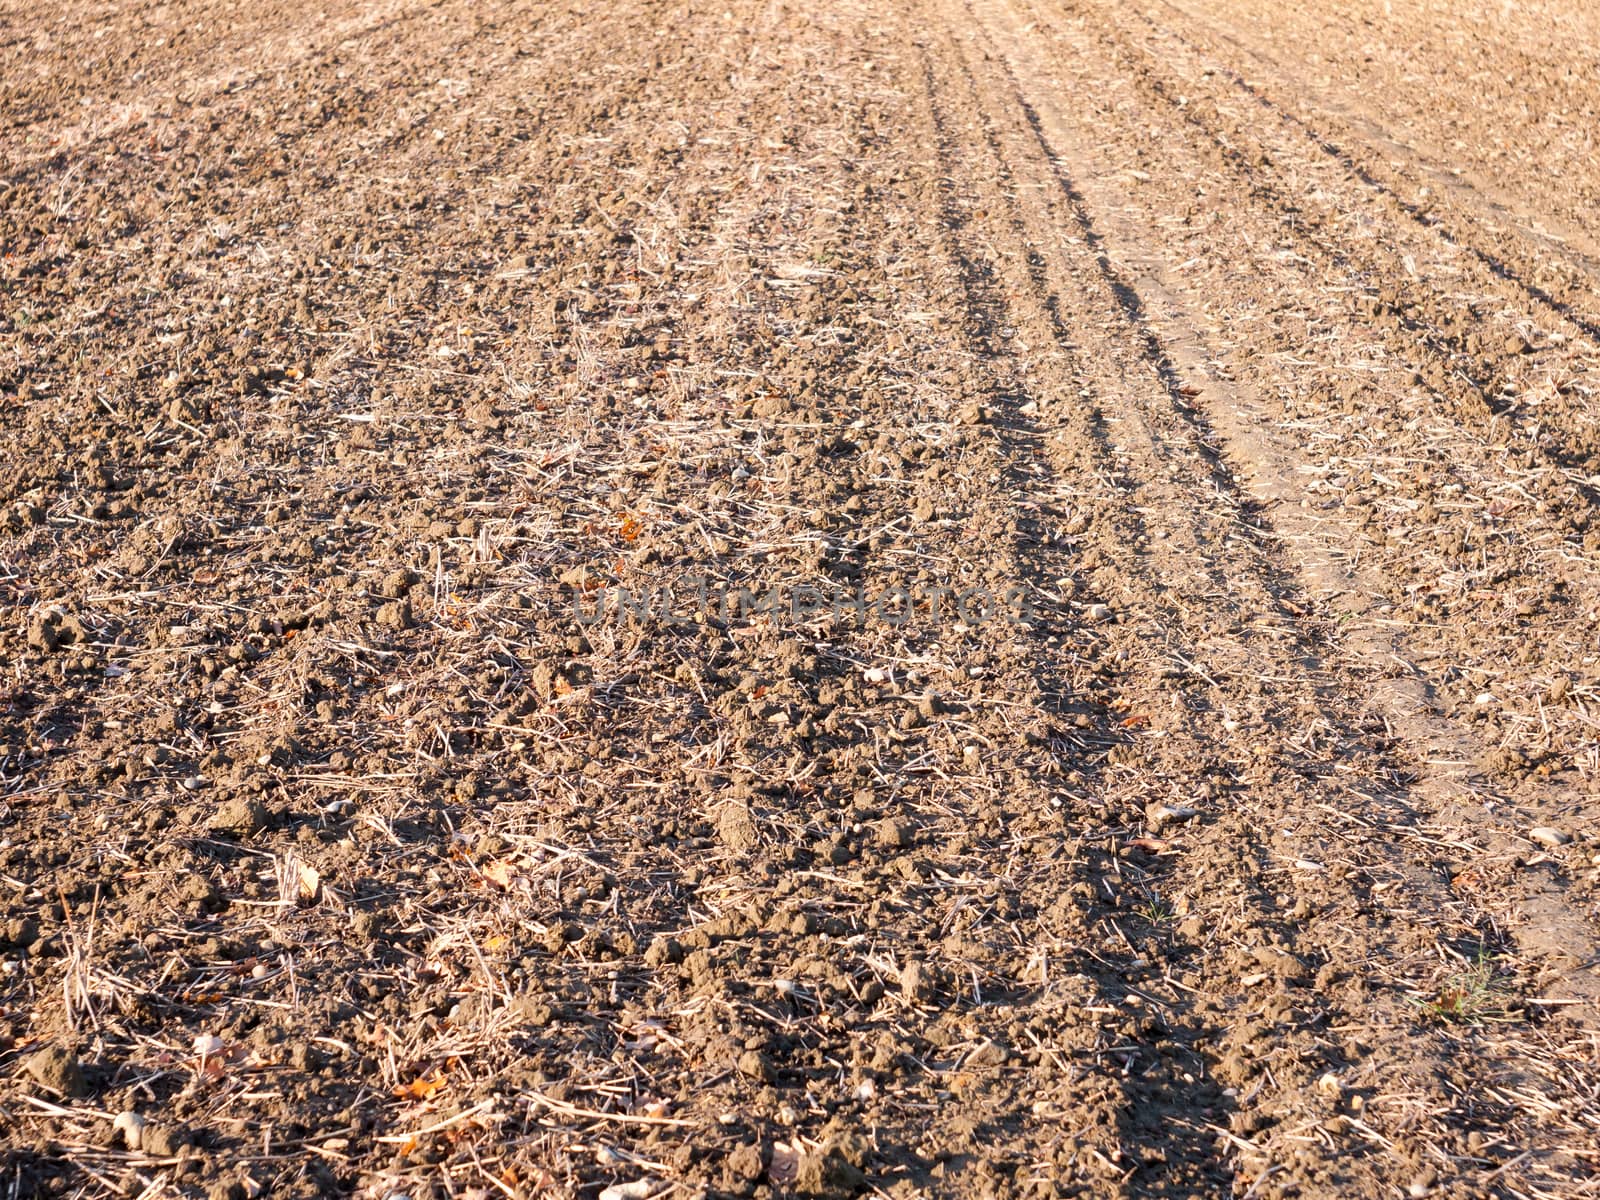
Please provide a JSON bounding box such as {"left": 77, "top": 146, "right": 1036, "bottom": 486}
{"left": 393, "top": 1072, "right": 448, "bottom": 1101}
{"left": 479, "top": 859, "right": 517, "bottom": 890}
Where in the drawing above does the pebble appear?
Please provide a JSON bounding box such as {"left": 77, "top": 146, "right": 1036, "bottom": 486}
{"left": 112, "top": 1110, "right": 146, "bottom": 1150}
{"left": 1146, "top": 803, "right": 1197, "bottom": 831}
{"left": 1529, "top": 826, "right": 1571, "bottom": 849}
{"left": 598, "top": 1182, "right": 659, "bottom": 1200}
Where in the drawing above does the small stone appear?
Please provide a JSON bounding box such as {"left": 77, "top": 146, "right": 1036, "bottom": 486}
{"left": 112, "top": 1111, "right": 147, "bottom": 1150}
{"left": 1529, "top": 826, "right": 1571, "bottom": 849}
{"left": 26, "top": 1046, "right": 86, "bottom": 1097}
{"left": 598, "top": 1182, "right": 659, "bottom": 1200}
{"left": 1146, "top": 803, "right": 1197, "bottom": 831}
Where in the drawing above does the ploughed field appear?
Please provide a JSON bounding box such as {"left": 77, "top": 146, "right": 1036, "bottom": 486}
{"left": 3, "top": 0, "right": 1600, "bottom": 1196}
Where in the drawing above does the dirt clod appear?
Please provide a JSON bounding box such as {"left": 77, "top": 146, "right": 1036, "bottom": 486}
{"left": 875, "top": 818, "right": 914, "bottom": 849}
{"left": 796, "top": 1145, "right": 868, "bottom": 1196}
{"left": 26, "top": 1047, "right": 86, "bottom": 1097}
{"left": 5, "top": 2, "right": 1600, "bottom": 1197}
{"left": 207, "top": 797, "right": 269, "bottom": 837}
{"left": 899, "top": 959, "right": 935, "bottom": 1004}
{"left": 142, "top": 1124, "right": 190, "bottom": 1158}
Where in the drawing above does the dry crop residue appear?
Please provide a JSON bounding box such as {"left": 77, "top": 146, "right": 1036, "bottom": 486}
{"left": 3, "top": 0, "right": 1599, "bottom": 1197}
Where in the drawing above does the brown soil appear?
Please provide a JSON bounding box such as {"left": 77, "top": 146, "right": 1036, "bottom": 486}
{"left": 3, "top": 0, "right": 1600, "bottom": 1197}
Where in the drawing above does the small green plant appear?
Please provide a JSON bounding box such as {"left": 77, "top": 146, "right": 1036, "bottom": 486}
{"left": 1136, "top": 899, "right": 1175, "bottom": 927}
{"left": 1417, "top": 954, "right": 1515, "bottom": 1026}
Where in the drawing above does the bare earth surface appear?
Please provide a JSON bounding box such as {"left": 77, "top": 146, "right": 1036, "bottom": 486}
{"left": 4, "top": 0, "right": 1600, "bottom": 1197}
